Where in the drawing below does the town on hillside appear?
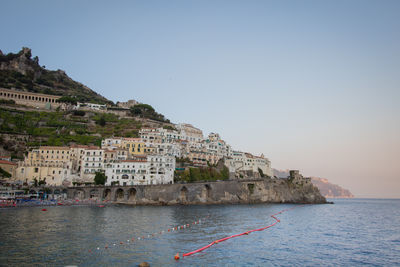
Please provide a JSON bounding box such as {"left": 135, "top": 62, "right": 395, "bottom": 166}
{"left": 0, "top": 89, "right": 272, "bottom": 187}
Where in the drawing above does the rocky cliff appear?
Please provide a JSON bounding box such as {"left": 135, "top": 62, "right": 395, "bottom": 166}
{"left": 68, "top": 179, "right": 327, "bottom": 205}
{"left": 273, "top": 169, "right": 353, "bottom": 198}
{"left": 0, "top": 47, "right": 112, "bottom": 104}
{"left": 310, "top": 177, "right": 354, "bottom": 198}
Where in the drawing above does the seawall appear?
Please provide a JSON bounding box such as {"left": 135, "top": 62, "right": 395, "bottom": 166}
{"left": 67, "top": 178, "right": 327, "bottom": 205}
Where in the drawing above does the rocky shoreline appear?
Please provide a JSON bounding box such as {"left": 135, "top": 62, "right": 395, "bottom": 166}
{"left": 67, "top": 178, "right": 328, "bottom": 205}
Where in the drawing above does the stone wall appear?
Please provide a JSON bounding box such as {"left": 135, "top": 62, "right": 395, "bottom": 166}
{"left": 66, "top": 179, "right": 327, "bottom": 205}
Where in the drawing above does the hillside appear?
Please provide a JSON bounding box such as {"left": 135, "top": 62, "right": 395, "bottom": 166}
{"left": 273, "top": 169, "right": 354, "bottom": 198}
{"left": 0, "top": 47, "right": 112, "bottom": 104}
{"left": 0, "top": 105, "right": 175, "bottom": 159}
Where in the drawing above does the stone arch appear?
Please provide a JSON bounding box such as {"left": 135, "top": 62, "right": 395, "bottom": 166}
{"left": 128, "top": 188, "right": 137, "bottom": 201}
{"left": 74, "top": 190, "right": 85, "bottom": 200}
{"left": 149, "top": 167, "right": 156, "bottom": 174}
{"left": 115, "top": 188, "right": 124, "bottom": 201}
{"left": 104, "top": 189, "right": 111, "bottom": 201}
{"left": 201, "top": 184, "right": 211, "bottom": 200}
{"left": 89, "top": 189, "right": 100, "bottom": 199}
{"left": 180, "top": 186, "right": 188, "bottom": 203}
{"left": 158, "top": 168, "right": 165, "bottom": 174}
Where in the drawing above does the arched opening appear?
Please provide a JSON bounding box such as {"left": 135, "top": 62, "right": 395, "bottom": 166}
{"left": 104, "top": 189, "right": 111, "bottom": 201}
{"left": 74, "top": 190, "right": 85, "bottom": 200}
{"left": 90, "top": 189, "right": 99, "bottom": 199}
{"left": 128, "top": 188, "right": 136, "bottom": 201}
{"left": 115, "top": 188, "right": 124, "bottom": 201}
{"left": 180, "top": 186, "right": 188, "bottom": 203}
{"left": 158, "top": 168, "right": 165, "bottom": 174}
{"left": 149, "top": 167, "right": 156, "bottom": 174}
{"left": 201, "top": 184, "right": 211, "bottom": 200}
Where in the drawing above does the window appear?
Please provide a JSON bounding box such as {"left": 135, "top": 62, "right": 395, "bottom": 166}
{"left": 34, "top": 168, "right": 39, "bottom": 173}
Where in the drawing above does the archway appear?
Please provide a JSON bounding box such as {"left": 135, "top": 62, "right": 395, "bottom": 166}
{"left": 201, "top": 184, "right": 211, "bottom": 200}
{"left": 180, "top": 186, "right": 188, "bottom": 203}
{"left": 74, "top": 190, "right": 85, "bottom": 200}
{"left": 128, "top": 188, "right": 136, "bottom": 201}
{"left": 115, "top": 188, "right": 124, "bottom": 201}
{"left": 90, "top": 189, "right": 100, "bottom": 199}
{"left": 104, "top": 189, "right": 111, "bottom": 201}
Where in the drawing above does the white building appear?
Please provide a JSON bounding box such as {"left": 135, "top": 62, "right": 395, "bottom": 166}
{"left": 80, "top": 148, "right": 105, "bottom": 182}
{"left": 146, "top": 142, "right": 181, "bottom": 158}
{"left": 101, "top": 137, "right": 123, "bottom": 150}
{"left": 76, "top": 102, "right": 107, "bottom": 111}
{"left": 104, "top": 155, "right": 175, "bottom": 186}
{"left": 225, "top": 151, "right": 272, "bottom": 178}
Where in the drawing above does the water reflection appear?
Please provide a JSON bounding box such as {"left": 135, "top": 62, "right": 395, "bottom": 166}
{"left": 1, "top": 200, "right": 399, "bottom": 266}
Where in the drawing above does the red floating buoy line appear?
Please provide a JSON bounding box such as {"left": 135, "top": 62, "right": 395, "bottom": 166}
{"left": 87, "top": 215, "right": 211, "bottom": 254}
{"left": 177, "top": 205, "right": 304, "bottom": 259}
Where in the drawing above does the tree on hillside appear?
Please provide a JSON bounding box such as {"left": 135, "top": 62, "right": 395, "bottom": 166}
{"left": 56, "top": 96, "right": 77, "bottom": 105}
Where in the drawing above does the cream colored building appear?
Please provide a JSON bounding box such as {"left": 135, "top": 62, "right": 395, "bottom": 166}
{"left": 15, "top": 146, "right": 72, "bottom": 186}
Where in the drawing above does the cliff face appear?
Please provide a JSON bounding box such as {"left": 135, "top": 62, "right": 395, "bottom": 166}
{"left": 311, "top": 177, "right": 354, "bottom": 198}
{"left": 273, "top": 169, "right": 353, "bottom": 198}
{"left": 0, "top": 47, "right": 112, "bottom": 104}
{"left": 67, "top": 179, "right": 327, "bottom": 205}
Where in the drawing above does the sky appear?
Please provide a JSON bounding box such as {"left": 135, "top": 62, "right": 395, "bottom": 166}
{"left": 1, "top": 0, "right": 399, "bottom": 198}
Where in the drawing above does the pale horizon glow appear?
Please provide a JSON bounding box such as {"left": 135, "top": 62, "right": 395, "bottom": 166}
{"left": 1, "top": 0, "right": 399, "bottom": 198}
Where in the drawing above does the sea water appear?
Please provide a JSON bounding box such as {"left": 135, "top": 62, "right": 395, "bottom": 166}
{"left": 0, "top": 199, "right": 399, "bottom": 266}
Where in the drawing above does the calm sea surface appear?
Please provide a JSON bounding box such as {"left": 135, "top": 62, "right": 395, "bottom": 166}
{"left": 0, "top": 199, "right": 399, "bottom": 266}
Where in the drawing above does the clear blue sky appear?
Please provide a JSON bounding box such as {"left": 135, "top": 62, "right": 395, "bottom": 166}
{"left": 1, "top": 0, "right": 399, "bottom": 198}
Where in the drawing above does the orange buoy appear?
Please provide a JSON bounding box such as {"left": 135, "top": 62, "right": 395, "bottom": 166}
{"left": 174, "top": 253, "right": 180, "bottom": 260}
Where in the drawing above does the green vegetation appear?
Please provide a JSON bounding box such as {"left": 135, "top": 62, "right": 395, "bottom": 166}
{"left": 130, "top": 104, "right": 170, "bottom": 123}
{"left": 94, "top": 171, "right": 107, "bottom": 185}
{"left": 72, "top": 110, "right": 85, "bottom": 116}
{"left": 175, "top": 166, "right": 229, "bottom": 183}
{"left": 57, "top": 96, "right": 77, "bottom": 105}
{"left": 0, "top": 167, "right": 11, "bottom": 178}
{"left": 0, "top": 99, "right": 16, "bottom": 105}
{"left": 0, "top": 107, "right": 142, "bottom": 154}
{"left": 163, "top": 125, "right": 176, "bottom": 131}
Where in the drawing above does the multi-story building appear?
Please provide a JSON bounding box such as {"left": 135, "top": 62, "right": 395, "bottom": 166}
{"left": 121, "top": 138, "right": 150, "bottom": 155}
{"left": 188, "top": 150, "right": 220, "bottom": 167}
{"left": 146, "top": 142, "right": 181, "bottom": 158}
{"left": 205, "top": 133, "right": 231, "bottom": 158}
{"left": 176, "top": 123, "right": 204, "bottom": 143}
{"left": 101, "top": 137, "right": 123, "bottom": 150}
{"left": 80, "top": 147, "right": 104, "bottom": 182}
{"left": 139, "top": 128, "right": 163, "bottom": 144}
{"left": 225, "top": 151, "right": 272, "bottom": 178}
{"left": 15, "top": 146, "right": 72, "bottom": 186}
{"left": 104, "top": 155, "right": 175, "bottom": 186}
